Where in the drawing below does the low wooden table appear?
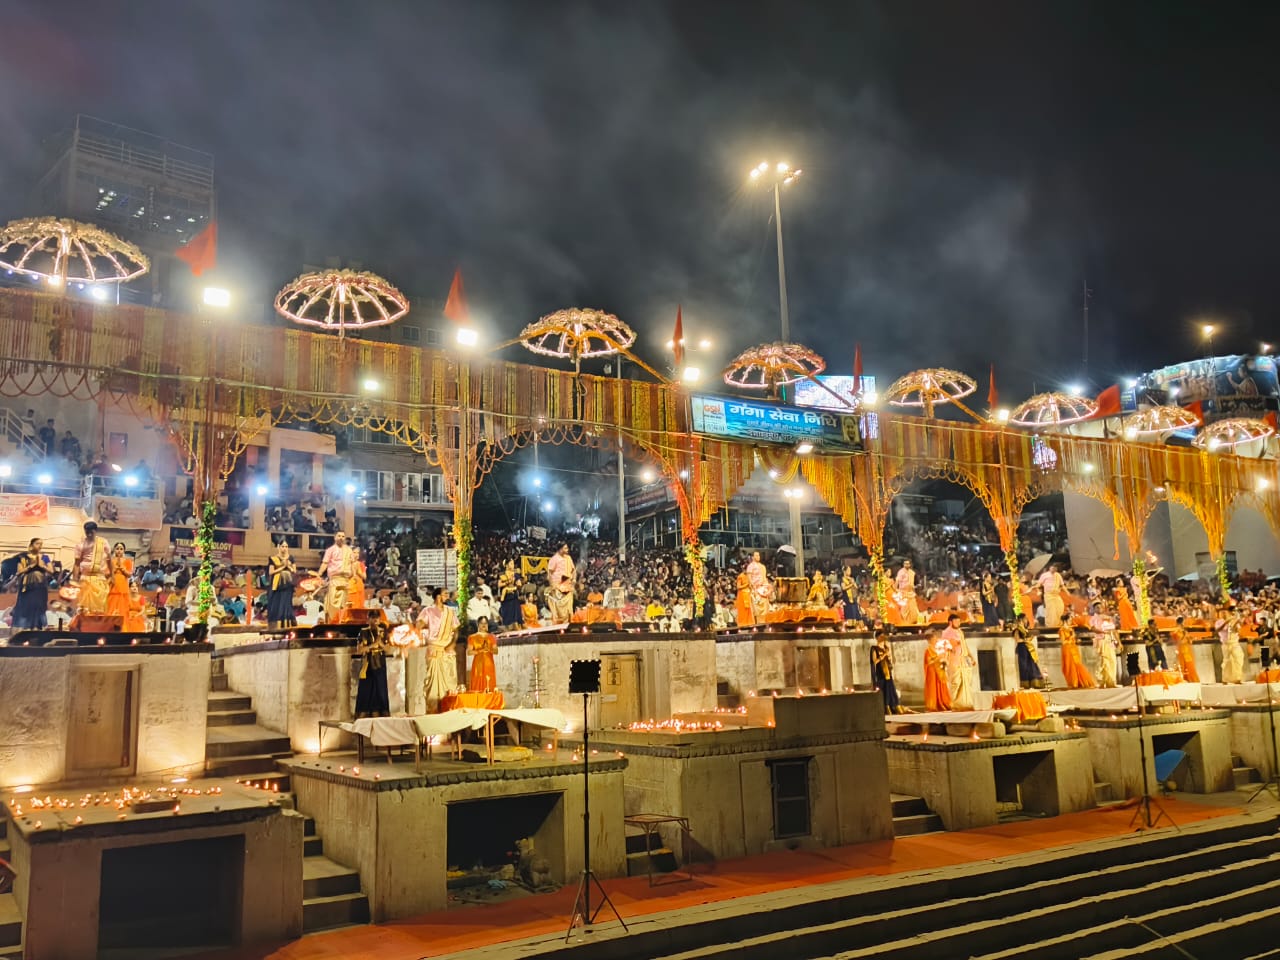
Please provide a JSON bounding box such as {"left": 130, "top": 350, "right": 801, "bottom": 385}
{"left": 623, "top": 813, "right": 693, "bottom": 886}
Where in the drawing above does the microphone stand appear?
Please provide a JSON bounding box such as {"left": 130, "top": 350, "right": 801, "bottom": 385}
{"left": 1129, "top": 682, "right": 1177, "bottom": 831}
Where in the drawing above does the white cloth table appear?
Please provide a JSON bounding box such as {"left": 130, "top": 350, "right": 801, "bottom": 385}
{"left": 1050, "top": 683, "right": 1201, "bottom": 713}
{"left": 341, "top": 707, "right": 569, "bottom": 749}
{"left": 1199, "top": 682, "right": 1280, "bottom": 707}
{"left": 887, "top": 710, "right": 998, "bottom": 726}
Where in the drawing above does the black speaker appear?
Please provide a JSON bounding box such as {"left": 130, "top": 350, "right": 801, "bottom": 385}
{"left": 569, "top": 659, "right": 602, "bottom": 694}
{"left": 1126, "top": 652, "right": 1141, "bottom": 676}
{"left": 1263, "top": 646, "right": 1272, "bottom": 668}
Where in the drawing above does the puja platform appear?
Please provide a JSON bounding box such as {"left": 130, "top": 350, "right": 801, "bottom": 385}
{"left": 1071, "top": 709, "right": 1235, "bottom": 798}
{"left": 283, "top": 749, "right": 626, "bottom": 922}
{"left": 1199, "top": 679, "right": 1280, "bottom": 784}
{"left": 565, "top": 692, "right": 893, "bottom": 861}
{"left": 3, "top": 779, "right": 303, "bottom": 958}
{"left": 885, "top": 724, "right": 1096, "bottom": 831}
{"left": 0, "top": 638, "right": 211, "bottom": 790}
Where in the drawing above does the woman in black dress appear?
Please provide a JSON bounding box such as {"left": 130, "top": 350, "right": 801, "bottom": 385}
{"left": 266, "top": 540, "right": 298, "bottom": 630}
{"left": 354, "top": 620, "right": 391, "bottom": 717}
{"left": 12, "top": 538, "right": 51, "bottom": 629}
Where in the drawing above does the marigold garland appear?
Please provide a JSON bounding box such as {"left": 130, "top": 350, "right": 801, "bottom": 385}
{"left": 1005, "top": 544, "right": 1024, "bottom": 618}
{"left": 1216, "top": 553, "right": 1231, "bottom": 603}
{"left": 685, "top": 538, "right": 706, "bottom": 618}
{"left": 1132, "top": 555, "right": 1151, "bottom": 625}
{"left": 455, "top": 515, "right": 473, "bottom": 615}
{"left": 867, "top": 549, "right": 890, "bottom": 619}
{"left": 195, "top": 501, "right": 216, "bottom": 623}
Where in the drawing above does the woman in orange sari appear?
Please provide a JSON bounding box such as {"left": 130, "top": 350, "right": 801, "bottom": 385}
{"left": 923, "top": 637, "right": 953, "bottom": 711}
{"left": 734, "top": 571, "right": 755, "bottom": 627}
{"left": 1172, "top": 617, "right": 1200, "bottom": 682}
{"left": 124, "top": 581, "right": 148, "bottom": 632}
{"left": 346, "top": 547, "right": 367, "bottom": 612}
{"left": 466, "top": 616, "right": 499, "bottom": 693}
{"left": 1059, "top": 623, "right": 1096, "bottom": 689}
{"left": 105, "top": 542, "right": 133, "bottom": 622}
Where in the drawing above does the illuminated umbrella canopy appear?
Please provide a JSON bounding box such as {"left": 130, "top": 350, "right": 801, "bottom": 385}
{"left": 517, "top": 308, "right": 636, "bottom": 371}
{"left": 274, "top": 269, "right": 410, "bottom": 336}
{"left": 0, "top": 216, "right": 149, "bottom": 286}
{"left": 884, "top": 367, "right": 976, "bottom": 418}
{"left": 1193, "top": 417, "right": 1276, "bottom": 451}
{"left": 1120, "top": 404, "right": 1201, "bottom": 440}
{"left": 1008, "top": 392, "right": 1099, "bottom": 430}
{"left": 722, "top": 342, "right": 826, "bottom": 397}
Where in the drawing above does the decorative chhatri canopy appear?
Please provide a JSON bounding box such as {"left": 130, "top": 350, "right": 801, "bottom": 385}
{"left": 517, "top": 308, "right": 635, "bottom": 367}
{"left": 1121, "top": 404, "right": 1201, "bottom": 439}
{"left": 274, "top": 269, "right": 410, "bottom": 336}
{"left": 884, "top": 367, "right": 976, "bottom": 418}
{"left": 1008, "top": 392, "right": 1099, "bottom": 429}
{"left": 0, "top": 217, "right": 149, "bottom": 286}
{"left": 722, "top": 341, "right": 826, "bottom": 395}
{"left": 1193, "top": 417, "right": 1275, "bottom": 451}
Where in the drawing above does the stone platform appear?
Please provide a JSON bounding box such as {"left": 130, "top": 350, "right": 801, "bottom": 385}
{"left": 4, "top": 778, "right": 302, "bottom": 958}
{"left": 284, "top": 751, "right": 626, "bottom": 922}
{"left": 1073, "top": 709, "right": 1235, "bottom": 797}
{"left": 886, "top": 730, "right": 1095, "bottom": 830}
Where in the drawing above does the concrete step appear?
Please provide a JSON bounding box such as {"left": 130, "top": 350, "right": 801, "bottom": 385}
{"left": 205, "top": 724, "right": 291, "bottom": 758}
{"left": 304, "top": 816, "right": 316, "bottom": 837}
{"left": 206, "top": 708, "right": 258, "bottom": 726}
{"left": 0, "top": 892, "right": 21, "bottom": 950}
{"left": 303, "top": 855, "right": 362, "bottom": 899}
{"left": 207, "top": 691, "right": 253, "bottom": 713}
{"left": 1093, "top": 781, "right": 1113, "bottom": 802}
{"left": 303, "top": 891, "right": 370, "bottom": 933}
{"left": 206, "top": 753, "right": 289, "bottom": 778}
{"left": 1234, "top": 766, "right": 1261, "bottom": 788}
{"left": 892, "top": 813, "right": 944, "bottom": 837}
{"left": 889, "top": 793, "right": 929, "bottom": 818}
{"left": 640, "top": 819, "right": 1280, "bottom": 960}
{"left": 234, "top": 770, "right": 292, "bottom": 793}
{"left": 210, "top": 673, "right": 230, "bottom": 692}
{"left": 304, "top": 835, "right": 324, "bottom": 857}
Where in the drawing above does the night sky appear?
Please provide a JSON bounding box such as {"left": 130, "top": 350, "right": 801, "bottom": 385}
{"left": 3, "top": 1, "right": 1279, "bottom": 397}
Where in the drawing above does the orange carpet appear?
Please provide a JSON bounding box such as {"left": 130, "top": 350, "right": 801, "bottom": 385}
{"left": 200, "top": 798, "right": 1240, "bottom": 960}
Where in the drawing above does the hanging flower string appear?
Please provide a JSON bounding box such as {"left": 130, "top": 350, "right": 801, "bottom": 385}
{"left": 454, "top": 515, "right": 473, "bottom": 615}
{"left": 686, "top": 538, "right": 706, "bottom": 618}
{"left": 867, "top": 550, "right": 890, "bottom": 620}
{"left": 1216, "top": 554, "right": 1231, "bottom": 603}
{"left": 195, "top": 501, "right": 216, "bottom": 622}
{"left": 1132, "top": 554, "right": 1151, "bottom": 625}
{"left": 1005, "top": 542, "right": 1024, "bottom": 618}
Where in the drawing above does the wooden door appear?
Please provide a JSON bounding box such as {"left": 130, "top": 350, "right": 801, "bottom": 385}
{"left": 599, "top": 654, "right": 641, "bottom": 729}
{"left": 67, "top": 666, "right": 137, "bottom": 776}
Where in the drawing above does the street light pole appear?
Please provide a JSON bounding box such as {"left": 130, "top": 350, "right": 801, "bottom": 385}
{"left": 615, "top": 360, "right": 627, "bottom": 561}
{"left": 773, "top": 181, "right": 790, "bottom": 343}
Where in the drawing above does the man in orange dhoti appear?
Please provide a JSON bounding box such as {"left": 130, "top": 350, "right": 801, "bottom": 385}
{"left": 734, "top": 571, "right": 755, "bottom": 627}
{"left": 1059, "top": 623, "right": 1096, "bottom": 689}
{"left": 924, "top": 637, "right": 952, "bottom": 711}
{"left": 1173, "top": 617, "right": 1200, "bottom": 682}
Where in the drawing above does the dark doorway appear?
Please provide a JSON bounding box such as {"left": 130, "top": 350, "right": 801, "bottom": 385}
{"left": 99, "top": 836, "right": 243, "bottom": 956}
{"left": 446, "top": 791, "right": 565, "bottom": 896}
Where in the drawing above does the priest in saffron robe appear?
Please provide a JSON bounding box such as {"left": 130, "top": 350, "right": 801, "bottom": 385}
{"left": 1059, "top": 623, "right": 1096, "bottom": 689}
{"left": 895, "top": 560, "right": 920, "bottom": 624}
{"left": 746, "top": 551, "right": 772, "bottom": 622}
{"left": 1173, "top": 617, "right": 1200, "bottom": 682}
{"left": 923, "top": 636, "right": 952, "bottom": 711}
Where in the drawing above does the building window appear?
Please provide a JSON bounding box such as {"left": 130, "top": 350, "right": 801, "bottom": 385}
{"left": 401, "top": 325, "right": 421, "bottom": 343}
{"left": 768, "top": 758, "right": 811, "bottom": 839}
{"left": 425, "top": 328, "right": 441, "bottom": 346}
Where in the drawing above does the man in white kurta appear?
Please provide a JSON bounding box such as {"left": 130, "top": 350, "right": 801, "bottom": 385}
{"left": 1037, "top": 566, "right": 1066, "bottom": 628}
{"left": 546, "top": 544, "right": 576, "bottom": 624}
{"left": 895, "top": 561, "right": 920, "bottom": 624}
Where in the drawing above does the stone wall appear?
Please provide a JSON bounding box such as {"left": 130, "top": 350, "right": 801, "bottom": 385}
{"left": 1078, "top": 712, "right": 1234, "bottom": 797}
{"left": 0, "top": 647, "right": 210, "bottom": 789}
{"left": 290, "top": 762, "right": 626, "bottom": 921}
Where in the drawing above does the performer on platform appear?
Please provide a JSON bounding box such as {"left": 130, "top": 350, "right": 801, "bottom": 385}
{"left": 384, "top": 543, "right": 401, "bottom": 580}
{"left": 72, "top": 521, "right": 112, "bottom": 615}
{"left": 734, "top": 570, "right": 755, "bottom": 627}
{"left": 1140, "top": 619, "right": 1168, "bottom": 672}
{"left": 1037, "top": 565, "right": 1066, "bottom": 628}
{"left": 124, "top": 581, "right": 148, "bottom": 632}
{"left": 746, "top": 551, "right": 772, "bottom": 623}
{"left": 1012, "top": 613, "right": 1044, "bottom": 688}
{"left": 1172, "top": 617, "right": 1200, "bottom": 682}
{"left": 1059, "top": 622, "right": 1096, "bottom": 689}
{"left": 354, "top": 620, "right": 391, "bottom": 718}
{"left": 267, "top": 540, "right": 298, "bottom": 630}
{"left": 346, "top": 547, "right": 367, "bottom": 613}
{"left": 941, "top": 613, "right": 975, "bottom": 710}
{"left": 420, "top": 587, "right": 459, "bottom": 710}
{"left": 807, "top": 569, "right": 830, "bottom": 608}
{"left": 105, "top": 542, "right": 133, "bottom": 623}
{"left": 980, "top": 571, "right": 1001, "bottom": 628}
{"left": 466, "top": 615, "right": 499, "bottom": 693}
{"left": 1091, "top": 606, "right": 1120, "bottom": 688}
{"left": 12, "top": 538, "right": 52, "bottom": 629}
{"left": 1220, "top": 613, "right": 1246, "bottom": 684}
{"left": 872, "top": 630, "right": 900, "bottom": 714}
{"left": 923, "top": 635, "right": 952, "bottom": 711}
{"left": 315, "top": 531, "right": 355, "bottom": 622}
{"left": 895, "top": 560, "right": 920, "bottom": 624}
{"left": 546, "top": 543, "right": 576, "bottom": 624}
{"left": 497, "top": 559, "right": 521, "bottom": 629}
{"left": 521, "top": 592, "right": 541, "bottom": 629}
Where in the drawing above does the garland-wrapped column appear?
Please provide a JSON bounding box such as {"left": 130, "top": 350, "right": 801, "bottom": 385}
{"left": 1005, "top": 545, "right": 1024, "bottom": 619}
{"left": 455, "top": 514, "right": 473, "bottom": 615}
{"left": 686, "top": 537, "right": 706, "bottom": 623}
{"left": 195, "top": 500, "right": 217, "bottom": 623}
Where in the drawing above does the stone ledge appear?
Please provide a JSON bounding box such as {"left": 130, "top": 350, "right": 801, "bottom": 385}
{"left": 563, "top": 730, "right": 887, "bottom": 759}
{"left": 1073, "top": 710, "right": 1231, "bottom": 729}
{"left": 0, "top": 641, "right": 211, "bottom": 657}
{"left": 283, "top": 757, "right": 627, "bottom": 791}
{"left": 885, "top": 731, "right": 1089, "bottom": 752}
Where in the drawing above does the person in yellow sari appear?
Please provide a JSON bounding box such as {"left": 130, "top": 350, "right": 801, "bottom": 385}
{"left": 806, "top": 569, "right": 830, "bottom": 608}
{"left": 1173, "top": 617, "right": 1200, "bottom": 682}
{"left": 73, "top": 521, "right": 112, "bottom": 615}
{"left": 419, "top": 587, "right": 459, "bottom": 711}
{"left": 1059, "top": 623, "right": 1096, "bottom": 689}
{"left": 106, "top": 542, "right": 133, "bottom": 623}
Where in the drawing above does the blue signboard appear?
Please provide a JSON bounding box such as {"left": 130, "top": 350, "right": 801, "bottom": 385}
{"left": 689, "top": 394, "right": 862, "bottom": 452}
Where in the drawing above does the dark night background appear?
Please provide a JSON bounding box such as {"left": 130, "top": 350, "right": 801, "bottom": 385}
{"left": 2, "top": 0, "right": 1278, "bottom": 396}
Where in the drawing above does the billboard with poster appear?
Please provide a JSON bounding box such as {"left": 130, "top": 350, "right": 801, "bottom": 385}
{"left": 1129, "top": 355, "right": 1279, "bottom": 435}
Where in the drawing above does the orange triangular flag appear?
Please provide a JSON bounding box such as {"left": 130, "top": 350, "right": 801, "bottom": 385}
{"left": 175, "top": 220, "right": 217, "bottom": 276}
{"left": 443, "top": 268, "right": 470, "bottom": 325}
{"left": 672, "top": 306, "right": 685, "bottom": 367}
{"left": 853, "top": 344, "right": 863, "bottom": 393}
{"left": 987, "top": 364, "right": 998, "bottom": 409}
